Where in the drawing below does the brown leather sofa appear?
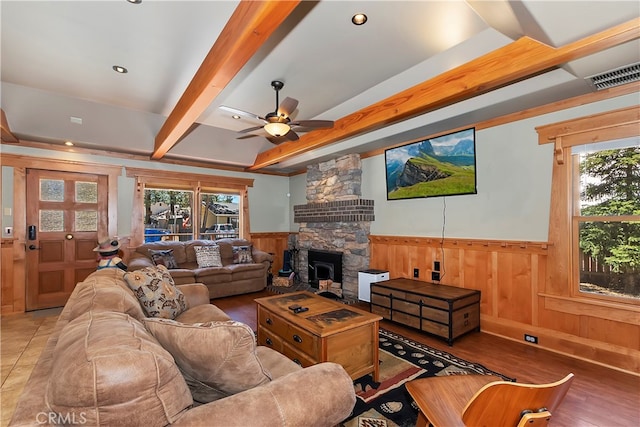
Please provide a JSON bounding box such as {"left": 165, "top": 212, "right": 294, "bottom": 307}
{"left": 128, "top": 238, "right": 274, "bottom": 299}
{"left": 9, "top": 268, "right": 356, "bottom": 426}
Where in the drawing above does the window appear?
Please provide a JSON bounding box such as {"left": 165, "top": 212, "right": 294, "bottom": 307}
{"left": 143, "top": 188, "right": 194, "bottom": 242}
{"left": 200, "top": 192, "right": 240, "bottom": 240}
{"left": 127, "top": 168, "right": 253, "bottom": 247}
{"left": 538, "top": 105, "right": 639, "bottom": 305}
{"left": 572, "top": 140, "right": 640, "bottom": 300}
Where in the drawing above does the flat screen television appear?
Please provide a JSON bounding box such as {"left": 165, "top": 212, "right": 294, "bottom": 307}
{"left": 384, "top": 127, "right": 477, "bottom": 200}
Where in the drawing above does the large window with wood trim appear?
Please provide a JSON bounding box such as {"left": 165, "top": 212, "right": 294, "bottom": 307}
{"left": 572, "top": 139, "right": 639, "bottom": 300}
{"left": 539, "top": 105, "right": 639, "bottom": 305}
{"left": 127, "top": 168, "right": 253, "bottom": 247}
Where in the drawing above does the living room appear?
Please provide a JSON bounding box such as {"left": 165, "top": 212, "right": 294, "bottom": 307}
{"left": 1, "top": 1, "right": 639, "bottom": 426}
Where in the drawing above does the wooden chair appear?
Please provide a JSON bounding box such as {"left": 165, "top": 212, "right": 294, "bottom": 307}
{"left": 406, "top": 373, "right": 574, "bottom": 427}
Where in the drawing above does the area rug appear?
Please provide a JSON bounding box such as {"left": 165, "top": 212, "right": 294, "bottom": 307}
{"left": 340, "top": 328, "right": 515, "bottom": 427}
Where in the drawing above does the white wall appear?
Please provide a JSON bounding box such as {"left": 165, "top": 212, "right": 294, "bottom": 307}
{"left": 291, "top": 92, "right": 639, "bottom": 242}
{"left": 0, "top": 145, "right": 291, "bottom": 237}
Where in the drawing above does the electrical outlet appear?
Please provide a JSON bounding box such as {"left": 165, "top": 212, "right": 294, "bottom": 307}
{"left": 413, "top": 268, "right": 419, "bottom": 278}
{"left": 524, "top": 334, "right": 538, "bottom": 344}
{"left": 433, "top": 261, "right": 440, "bottom": 271}
{"left": 431, "top": 271, "right": 440, "bottom": 282}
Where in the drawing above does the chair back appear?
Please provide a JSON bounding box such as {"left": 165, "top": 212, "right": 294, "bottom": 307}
{"left": 461, "top": 373, "right": 574, "bottom": 426}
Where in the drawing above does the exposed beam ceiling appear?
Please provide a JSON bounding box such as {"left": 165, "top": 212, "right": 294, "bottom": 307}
{"left": 248, "top": 18, "right": 640, "bottom": 171}
{"left": 1, "top": 109, "right": 18, "bottom": 144}
{"left": 151, "top": 0, "right": 300, "bottom": 160}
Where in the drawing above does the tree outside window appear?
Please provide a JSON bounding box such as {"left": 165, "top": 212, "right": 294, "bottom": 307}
{"left": 575, "top": 143, "right": 640, "bottom": 300}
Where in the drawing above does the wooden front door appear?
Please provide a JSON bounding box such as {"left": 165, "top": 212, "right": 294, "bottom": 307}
{"left": 25, "top": 169, "right": 108, "bottom": 310}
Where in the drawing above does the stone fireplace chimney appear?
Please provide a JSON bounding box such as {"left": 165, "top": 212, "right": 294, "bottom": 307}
{"left": 293, "top": 154, "right": 374, "bottom": 298}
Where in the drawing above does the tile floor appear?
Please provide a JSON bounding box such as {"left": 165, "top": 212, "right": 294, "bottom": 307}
{"left": 1, "top": 308, "right": 61, "bottom": 427}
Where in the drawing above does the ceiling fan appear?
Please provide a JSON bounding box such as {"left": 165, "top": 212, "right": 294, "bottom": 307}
{"left": 219, "top": 80, "right": 334, "bottom": 144}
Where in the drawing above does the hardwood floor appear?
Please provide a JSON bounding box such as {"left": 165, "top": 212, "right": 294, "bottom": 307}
{"left": 215, "top": 291, "right": 640, "bottom": 427}
{"left": 1, "top": 290, "right": 638, "bottom": 427}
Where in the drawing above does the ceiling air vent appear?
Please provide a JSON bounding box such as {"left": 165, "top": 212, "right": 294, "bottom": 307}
{"left": 586, "top": 62, "right": 640, "bottom": 90}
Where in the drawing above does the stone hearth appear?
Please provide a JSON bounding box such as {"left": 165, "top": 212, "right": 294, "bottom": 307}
{"left": 293, "top": 154, "right": 374, "bottom": 298}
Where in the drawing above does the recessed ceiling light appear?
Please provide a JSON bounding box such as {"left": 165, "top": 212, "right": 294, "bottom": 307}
{"left": 64, "top": 141, "right": 74, "bottom": 146}
{"left": 232, "top": 115, "right": 241, "bottom": 120}
{"left": 352, "top": 13, "right": 367, "bottom": 25}
{"left": 127, "top": 0, "right": 142, "bottom": 4}
{"left": 112, "top": 65, "right": 128, "bottom": 74}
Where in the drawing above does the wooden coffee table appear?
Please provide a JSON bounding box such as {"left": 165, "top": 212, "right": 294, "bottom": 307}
{"left": 255, "top": 291, "right": 382, "bottom": 381}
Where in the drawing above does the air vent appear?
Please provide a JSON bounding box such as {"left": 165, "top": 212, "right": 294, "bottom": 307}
{"left": 586, "top": 62, "right": 640, "bottom": 90}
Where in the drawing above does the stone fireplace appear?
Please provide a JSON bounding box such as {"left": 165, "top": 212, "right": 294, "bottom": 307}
{"left": 293, "top": 154, "right": 374, "bottom": 298}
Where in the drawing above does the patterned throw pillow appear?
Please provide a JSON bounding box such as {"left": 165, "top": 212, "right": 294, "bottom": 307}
{"left": 149, "top": 249, "right": 179, "bottom": 269}
{"left": 123, "top": 265, "right": 187, "bottom": 319}
{"left": 232, "top": 245, "right": 253, "bottom": 264}
{"left": 194, "top": 245, "right": 222, "bottom": 268}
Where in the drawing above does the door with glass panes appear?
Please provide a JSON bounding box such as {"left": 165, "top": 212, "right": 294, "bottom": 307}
{"left": 25, "top": 169, "right": 108, "bottom": 310}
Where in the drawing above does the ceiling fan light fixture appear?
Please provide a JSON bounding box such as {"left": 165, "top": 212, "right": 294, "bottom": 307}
{"left": 264, "top": 122, "right": 291, "bottom": 137}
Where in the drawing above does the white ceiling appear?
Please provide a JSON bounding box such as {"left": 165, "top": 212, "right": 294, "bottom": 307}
{"left": 1, "top": 0, "right": 639, "bottom": 173}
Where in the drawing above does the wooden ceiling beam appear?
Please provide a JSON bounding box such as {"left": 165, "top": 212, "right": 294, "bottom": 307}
{"left": 151, "top": 0, "right": 300, "bottom": 160}
{"left": 1, "top": 108, "right": 18, "bottom": 143}
{"left": 248, "top": 18, "right": 640, "bottom": 171}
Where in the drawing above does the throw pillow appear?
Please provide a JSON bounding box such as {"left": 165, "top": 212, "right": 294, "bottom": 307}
{"left": 123, "top": 265, "right": 187, "bottom": 319}
{"left": 232, "top": 245, "right": 253, "bottom": 264}
{"left": 149, "top": 249, "right": 179, "bottom": 269}
{"left": 143, "top": 318, "right": 272, "bottom": 402}
{"left": 193, "top": 245, "right": 222, "bottom": 268}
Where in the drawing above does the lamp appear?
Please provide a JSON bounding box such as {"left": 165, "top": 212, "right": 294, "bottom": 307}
{"left": 264, "top": 122, "right": 291, "bottom": 137}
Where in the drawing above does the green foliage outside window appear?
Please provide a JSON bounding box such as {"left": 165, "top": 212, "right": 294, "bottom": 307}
{"left": 578, "top": 146, "right": 640, "bottom": 299}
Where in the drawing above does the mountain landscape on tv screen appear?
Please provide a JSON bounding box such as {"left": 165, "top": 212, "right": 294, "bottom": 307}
{"left": 385, "top": 130, "right": 476, "bottom": 199}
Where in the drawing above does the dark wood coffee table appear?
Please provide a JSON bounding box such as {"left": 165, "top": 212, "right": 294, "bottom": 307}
{"left": 255, "top": 291, "right": 382, "bottom": 381}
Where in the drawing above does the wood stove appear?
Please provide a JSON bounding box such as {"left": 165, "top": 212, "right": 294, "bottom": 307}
{"left": 307, "top": 249, "right": 342, "bottom": 288}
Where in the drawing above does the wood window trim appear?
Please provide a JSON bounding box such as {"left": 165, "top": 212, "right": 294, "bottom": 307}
{"left": 126, "top": 167, "right": 254, "bottom": 247}
{"left": 538, "top": 104, "right": 640, "bottom": 308}
{"left": 536, "top": 105, "right": 640, "bottom": 164}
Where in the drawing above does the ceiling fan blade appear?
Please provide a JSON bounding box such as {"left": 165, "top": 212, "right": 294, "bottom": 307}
{"left": 219, "top": 105, "right": 265, "bottom": 122}
{"left": 238, "top": 125, "right": 266, "bottom": 134}
{"left": 290, "top": 120, "right": 334, "bottom": 129}
{"left": 237, "top": 134, "right": 260, "bottom": 140}
{"left": 277, "top": 97, "right": 299, "bottom": 118}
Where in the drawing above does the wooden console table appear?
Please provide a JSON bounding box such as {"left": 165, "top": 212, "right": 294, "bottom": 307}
{"left": 255, "top": 291, "right": 382, "bottom": 381}
{"left": 370, "top": 278, "right": 480, "bottom": 345}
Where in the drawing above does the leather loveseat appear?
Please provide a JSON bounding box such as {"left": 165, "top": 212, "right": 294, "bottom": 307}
{"left": 128, "top": 238, "right": 273, "bottom": 299}
{"left": 9, "top": 268, "right": 356, "bottom": 426}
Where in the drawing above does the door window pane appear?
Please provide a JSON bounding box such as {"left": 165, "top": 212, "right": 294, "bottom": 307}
{"left": 75, "top": 211, "right": 98, "bottom": 231}
{"left": 40, "top": 179, "right": 64, "bottom": 202}
{"left": 76, "top": 181, "right": 98, "bottom": 203}
{"left": 39, "top": 210, "right": 64, "bottom": 231}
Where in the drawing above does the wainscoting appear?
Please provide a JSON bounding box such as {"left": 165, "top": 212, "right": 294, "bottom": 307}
{"left": 368, "top": 235, "right": 639, "bottom": 375}
{"left": 3, "top": 232, "right": 638, "bottom": 373}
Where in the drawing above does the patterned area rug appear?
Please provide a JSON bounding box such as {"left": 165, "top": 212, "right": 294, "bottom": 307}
{"left": 340, "top": 328, "right": 515, "bottom": 427}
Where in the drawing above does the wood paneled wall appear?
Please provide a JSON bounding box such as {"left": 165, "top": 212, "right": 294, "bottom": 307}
{"left": 368, "top": 234, "right": 639, "bottom": 374}
{"left": 249, "top": 232, "right": 290, "bottom": 274}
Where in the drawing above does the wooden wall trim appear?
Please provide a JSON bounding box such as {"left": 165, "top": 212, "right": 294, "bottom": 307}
{"left": 541, "top": 293, "right": 640, "bottom": 324}
{"left": 0, "top": 153, "right": 122, "bottom": 176}
{"left": 536, "top": 104, "right": 640, "bottom": 146}
{"left": 370, "top": 235, "right": 551, "bottom": 254}
{"left": 125, "top": 167, "right": 254, "bottom": 189}
{"left": 370, "top": 233, "right": 638, "bottom": 373}
{"left": 481, "top": 317, "right": 639, "bottom": 376}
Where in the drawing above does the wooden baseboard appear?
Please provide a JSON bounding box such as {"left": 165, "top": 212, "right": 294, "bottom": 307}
{"left": 481, "top": 316, "right": 640, "bottom": 376}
